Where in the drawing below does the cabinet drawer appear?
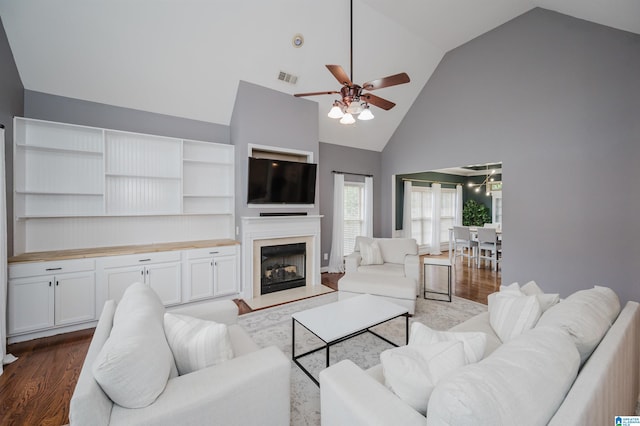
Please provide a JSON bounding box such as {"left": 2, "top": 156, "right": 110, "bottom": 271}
{"left": 186, "top": 245, "right": 237, "bottom": 259}
{"left": 100, "top": 251, "right": 181, "bottom": 269}
{"left": 9, "top": 258, "right": 95, "bottom": 279}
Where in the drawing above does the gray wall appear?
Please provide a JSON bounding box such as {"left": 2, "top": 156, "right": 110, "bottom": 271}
{"left": 381, "top": 8, "right": 640, "bottom": 303}
{"left": 24, "top": 90, "right": 229, "bottom": 144}
{"left": 318, "top": 142, "right": 382, "bottom": 268}
{"left": 0, "top": 16, "right": 24, "bottom": 257}
{"left": 230, "top": 81, "right": 319, "bottom": 236}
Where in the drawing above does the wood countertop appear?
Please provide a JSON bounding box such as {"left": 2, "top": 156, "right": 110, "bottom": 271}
{"left": 8, "top": 239, "right": 240, "bottom": 264}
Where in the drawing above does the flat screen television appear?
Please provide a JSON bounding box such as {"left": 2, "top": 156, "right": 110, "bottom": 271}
{"left": 247, "top": 157, "right": 317, "bottom": 205}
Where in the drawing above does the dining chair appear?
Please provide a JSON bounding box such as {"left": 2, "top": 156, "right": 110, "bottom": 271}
{"left": 453, "top": 226, "right": 478, "bottom": 267}
{"left": 476, "top": 227, "right": 502, "bottom": 271}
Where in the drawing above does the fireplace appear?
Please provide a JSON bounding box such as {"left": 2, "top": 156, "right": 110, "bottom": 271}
{"left": 260, "top": 243, "right": 306, "bottom": 294}
{"left": 242, "top": 215, "right": 321, "bottom": 300}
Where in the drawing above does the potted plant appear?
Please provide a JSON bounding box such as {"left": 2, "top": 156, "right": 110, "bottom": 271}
{"left": 462, "top": 200, "right": 491, "bottom": 226}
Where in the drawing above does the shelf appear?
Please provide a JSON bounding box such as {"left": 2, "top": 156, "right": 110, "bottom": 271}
{"left": 16, "top": 212, "right": 234, "bottom": 220}
{"left": 16, "top": 190, "right": 103, "bottom": 196}
{"left": 16, "top": 143, "right": 103, "bottom": 156}
{"left": 105, "top": 173, "right": 181, "bottom": 180}
{"left": 183, "top": 194, "right": 233, "bottom": 198}
{"left": 183, "top": 159, "right": 233, "bottom": 166}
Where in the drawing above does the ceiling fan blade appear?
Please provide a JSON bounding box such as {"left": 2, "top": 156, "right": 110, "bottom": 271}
{"left": 361, "top": 93, "right": 396, "bottom": 111}
{"left": 326, "top": 65, "right": 353, "bottom": 86}
{"left": 362, "top": 72, "right": 410, "bottom": 91}
{"left": 294, "top": 90, "right": 340, "bottom": 97}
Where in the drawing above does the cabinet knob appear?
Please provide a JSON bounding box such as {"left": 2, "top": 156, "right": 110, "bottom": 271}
{"left": 49, "top": 281, "right": 52, "bottom": 287}
{"left": 46, "top": 267, "right": 62, "bottom": 271}
{"left": 138, "top": 259, "right": 151, "bottom": 262}
{"left": 141, "top": 270, "right": 144, "bottom": 276}
{"left": 56, "top": 281, "right": 59, "bottom": 286}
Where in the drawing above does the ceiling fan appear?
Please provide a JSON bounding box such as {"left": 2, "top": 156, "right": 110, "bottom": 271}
{"left": 294, "top": 0, "right": 410, "bottom": 124}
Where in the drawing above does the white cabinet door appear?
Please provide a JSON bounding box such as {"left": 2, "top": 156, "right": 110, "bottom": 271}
{"left": 147, "top": 262, "right": 182, "bottom": 306}
{"left": 8, "top": 276, "right": 55, "bottom": 334}
{"left": 54, "top": 271, "right": 96, "bottom": 326}
{"left": 213, "top": 255, "right": 238, "bottom": 296}
{"left": 187, "top": 257, "right": 215, "bottom": 301}
{"left": 105, "top": 265, "right": 145, "bottom": 303}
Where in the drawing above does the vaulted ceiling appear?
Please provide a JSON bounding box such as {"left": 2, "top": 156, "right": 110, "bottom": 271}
{"left": 1, "top": 0, "right": 638, "bottom": 151}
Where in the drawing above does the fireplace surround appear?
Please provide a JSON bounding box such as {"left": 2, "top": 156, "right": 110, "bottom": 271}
{"left": 241, "top": 215, "right": 322, "bottom": 300}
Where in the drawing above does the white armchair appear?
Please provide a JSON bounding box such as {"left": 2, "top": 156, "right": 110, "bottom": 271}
{"left": 70, "top": 284, "right": 290, "bottom": 426}
{"left": 345, "top": 236, "right": 420, "bottom": 284}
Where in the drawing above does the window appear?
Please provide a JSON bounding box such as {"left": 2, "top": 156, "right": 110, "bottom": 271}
{"left": 410, "top": 186, "right": 457, "bottom": 247}
{"left": 343, "top": 182, "right": 365, "bottom": 255}
{"left": 492, "top": 190, "right": 503, "bottom": 224}
{"left": 411, "top": 187, "right": 432, "bottom": 245}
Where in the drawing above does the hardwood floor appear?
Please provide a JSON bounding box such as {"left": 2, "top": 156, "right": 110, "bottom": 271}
{"left": 0, "top": 259, "right": 499, "bottom": 425}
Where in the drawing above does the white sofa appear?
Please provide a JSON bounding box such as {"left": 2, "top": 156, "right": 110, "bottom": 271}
{"left": 345, "top": 236, "right": 420, "bottom": 287}
{"left": 320, "top": 286, "right": 640, "bottom": 426}
{"left": 70, "top": 283, "right": 290, "bottom": 426}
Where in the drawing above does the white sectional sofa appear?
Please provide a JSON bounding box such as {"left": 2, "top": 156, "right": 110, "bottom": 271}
{"left": 70, "top": 283, "right": 290, "bottom": 426}
{"left": 320, "top": 285, "right": 640, "bottom": 426}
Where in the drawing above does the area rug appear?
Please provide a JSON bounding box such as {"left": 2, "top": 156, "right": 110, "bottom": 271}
{"left": 237, "top": 292, "right": 487, "bottom": 426}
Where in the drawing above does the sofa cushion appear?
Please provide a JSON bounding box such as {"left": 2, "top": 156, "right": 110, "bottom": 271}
{"left": 409, "top": 322, "right": 486, "bottom": 363}
{"left": 164, "top": 313, "right": 234, "bottom": 375}
{"left": 92, "top": 283, "right": 173, "bottom": 408}
{"left": 381, "top": 341, "right": 465, "bottom": 416}
{"left": 427, "top": 326, "right": 580, "bottom": 426}
{"left": 448, "top": 312, "right": 502, "bottom": 357}
{"left": 359, "top": 240, "right": 384, "bottom": 265}
{"left": 536, "top": 285, "right": 620, "bottom": 364}
{"left": 339, "top": 273, "right": 417, "bottom": 300}
{"left": 376, "top": 238, "right": 418, "bottom": 265}
{"left": 488, "top": 291, "right": 542, "bottom": 342}
{"left": 357, "top": 263, "right": 405, "bottom": 276}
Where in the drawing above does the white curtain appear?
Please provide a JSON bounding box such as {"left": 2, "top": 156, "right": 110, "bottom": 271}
{"left": 328, "top": 173, "right": 345, "bottom": 273}
{"left": 455, "top": 184, "right": 463, "bottom": 226}
{"left": 363, "top": 176, "right": 373, "bottom": 238}
{"left": 429, "top": 183, "right": 442, "bottom": 255}
{"left": 1, "top": 127, "right": 14, "bottom": 374}
{"left": 403, "top": 180, "right": 413, "bottom": 239}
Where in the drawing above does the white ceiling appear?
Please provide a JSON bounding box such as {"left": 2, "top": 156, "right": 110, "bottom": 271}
{"left": 1, "top": 0, "right": 638, "bottom": 152}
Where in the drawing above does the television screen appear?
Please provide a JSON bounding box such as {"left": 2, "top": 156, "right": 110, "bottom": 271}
{"left": 247, "top": 157, "right": 317, "bottom": 205}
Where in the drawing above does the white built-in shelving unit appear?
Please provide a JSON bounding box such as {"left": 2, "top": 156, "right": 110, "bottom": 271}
{"left": 13, "top": 117, "right": 235, "bottom": 253}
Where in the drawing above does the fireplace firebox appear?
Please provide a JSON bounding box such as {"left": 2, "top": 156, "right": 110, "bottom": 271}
{"left": 260, "top": 243, "right": 306, "bottom": 294}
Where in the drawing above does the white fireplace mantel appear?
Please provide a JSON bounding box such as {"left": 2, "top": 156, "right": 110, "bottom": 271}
{"left": 241, "top": 215, "right": 322, "bottom": 300}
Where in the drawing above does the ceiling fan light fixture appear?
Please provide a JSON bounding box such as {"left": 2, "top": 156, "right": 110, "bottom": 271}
{"left": 358, "top": 105, "right": 374, "bottom": 120}
{"left": 340, "top": 113, "right": 356, "bottom": 125}
{"left": 328, "top": 103, "right": 345, "bottom": 119}
{"left": 346, "top": 102, "right": 363, "bottom": 115}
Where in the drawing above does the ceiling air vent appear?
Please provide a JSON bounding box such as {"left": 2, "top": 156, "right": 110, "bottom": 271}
{"left": 278, "top": 71, "right": 298, "bottom": 85}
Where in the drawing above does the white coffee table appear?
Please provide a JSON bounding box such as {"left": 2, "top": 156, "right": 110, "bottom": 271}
{"left": 291, "top": 293, "right": 409, "bottom": 385}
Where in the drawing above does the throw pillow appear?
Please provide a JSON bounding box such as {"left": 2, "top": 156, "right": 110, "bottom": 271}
{"left": 164, "top": 313, "right": 234, "bottom": 375}
{"left": 488, "top": 292, "right": 542, "bottom": 342}
{"left": 520, "top": 280, "right": 560, "bottom": 312}
{"left": 499, "top": 282, "right": 523, "bottom": 295}
{"left": 409, "top": 322, "right": 487, "bottom": 363}
{"left": 359, "top": 240, "right": 384, "bottom": 266}
{"left": 92, "top": 283, "right": 174, "bottom": 408}
{"left": 380, "top": 340, "right": 466, "bottom": 416}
